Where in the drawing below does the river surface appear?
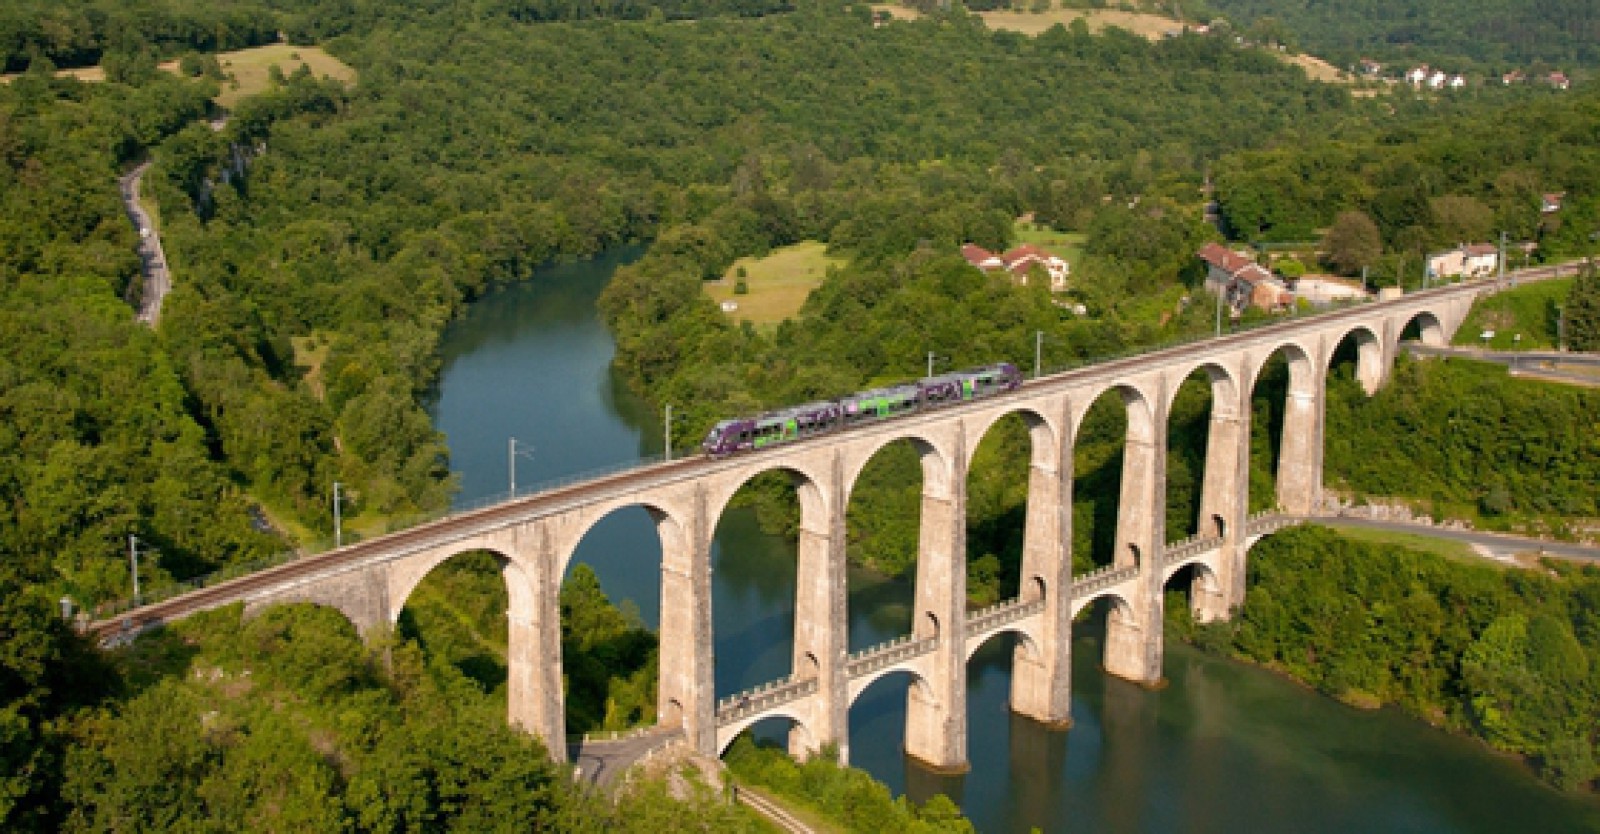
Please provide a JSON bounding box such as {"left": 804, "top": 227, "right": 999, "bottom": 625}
{"left": 430, "top": 252, "right": 1600, "bottom": 833}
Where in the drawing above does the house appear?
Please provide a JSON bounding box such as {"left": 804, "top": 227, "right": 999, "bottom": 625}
{"left": 1426, "top": 243, "right": 1499, "bottom": 280}
{"left": 1503, "top": 70, "right": 1526, "bottom": 85}
{"left": 1547, "top": 72, "right": 1570, "bottom": 90}
{"left": 1197, "top": 243, "right": 1293, "bottom": 314}
{"left": 1358, "top": 59, "right": 1383, "bottom": 76}
{"left": 1428, "top": 70, "right": 1448, "bottom": 89}
{"left": 1292, "top": 275, "right": 1371, "bottom": 305}
{"left": 1449, "top": 74, "right": 1466, "bottom": 89}
{"left": 963, "top": 243, "right": 1070, "bottom": 292}
{"left": 1406, "top": 66, "right": 1429, "bottom": 86}
{"left": 1542, "top": 192, "right": 1565, "bottom": 214}
{"left": 999, "top": 245, "right": 1070, "bottom": 291}
{"left": 961, "top": 244, "right": 1003, "bottom": 271}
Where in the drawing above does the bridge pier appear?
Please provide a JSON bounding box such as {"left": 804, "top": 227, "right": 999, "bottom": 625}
{"left": 505, "top": 547, "right": 566, "bottom": 759}
{"left": 904, "top": 441, "right": 969, "bottom": 773}
{"left": 789, "top": 452, "right": 850, "bottom": 761}
{"left": 1010, "top": 428, "right": 1073, "bottom": 727}
{"left": 1276, "top": 384, "right": 1325, "bottom": 516}
{"left": 660, "top": 488, "right": 717, "bottom": 757}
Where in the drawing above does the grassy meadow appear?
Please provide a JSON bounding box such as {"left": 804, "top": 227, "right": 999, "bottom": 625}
{"left": 705, "top": 241, "right": 844, "bottom": 329}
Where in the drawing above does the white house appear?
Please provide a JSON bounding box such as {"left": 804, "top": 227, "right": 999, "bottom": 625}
{"left": 1427, "top": 243, "right": 1499, "bottom": 280}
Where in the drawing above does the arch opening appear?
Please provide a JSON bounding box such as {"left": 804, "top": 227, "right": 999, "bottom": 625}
{"left": 397, "top": 549, "right": 516, "bottom": 702}
{"left": 1330, "top": 326, "right": 1386, "bottom": 396}
{"left": 1075, "top": 594, "right": 1139, "bottom": 681}
{"left": 1398, "top": 311, "right": 1446, "bottom": 348}
{"left": 562, "top": 505, "right": 669, "bottom": 735}
{"left": 1163, "top": 365, "right": 1233, "bottom": 543}
{"left": 1161, "top": 562, "right": 1228, "bottom": 639}
{"left": 844, "top": 437, "right": 936, "bottom": 653}
{"left": 709, "top": 466, "right": 823, "bottom": 717}
{"left": 966, "top": 409, "right": 1054, "bottom": 606}
{"left": 719, "top": 714, "right": 817, "bottom": 760}
{"left": 1247, "top": 345, "right": 1316, "bottom": 513}
{"left": 1071, "top": 384, "right": 1155, "bottom": 576}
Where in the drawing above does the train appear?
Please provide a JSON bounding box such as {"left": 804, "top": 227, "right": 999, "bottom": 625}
{"left": 700, "top": 363, "right": 1023, "bottom": 457}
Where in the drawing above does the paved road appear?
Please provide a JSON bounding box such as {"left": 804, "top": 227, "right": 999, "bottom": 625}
{"left": 119, "top": 161, "right": 171, "bottom": 326}
{"left": 1315, "top": 515, "right": 1600, "bottom": 563}
{"left": 567, "top": 728, "right": 683, "bottom": 787}
{"left": 1406, "top": 344, "right": 1600, "bottom": 386}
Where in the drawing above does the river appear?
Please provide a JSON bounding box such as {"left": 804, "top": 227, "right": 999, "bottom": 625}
{"left": 430, "top": 251, "right": 1600, "bottom": 833}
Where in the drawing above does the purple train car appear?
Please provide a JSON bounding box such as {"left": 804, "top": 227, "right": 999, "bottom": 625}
{"left": 701, "top": 362, "right": 1022, "bottom": 457}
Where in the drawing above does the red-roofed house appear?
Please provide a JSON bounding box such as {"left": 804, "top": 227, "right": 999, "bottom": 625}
{"left": 961, "top": 244, "right": 1003, "bottom": 271}
{"left": 1547, "top": 72, "right": 1570, "bottom": 90}
{"left": 1543, "top": 192, "right": 1565, "bottom": 213}
{"left": 1197, "top": 243, "right": 1293, "bottom": 314}
{"left": 1000, "top": 245, "right": 1070, "bottom": 291}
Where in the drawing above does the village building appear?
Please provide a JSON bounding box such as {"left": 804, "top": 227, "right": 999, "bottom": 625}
{"left": 1426, "top": 243, "right": 1499, "bottom": 280}
{"left": 1542, "top": 192, "right": 1565, "bottom": 214}
{"left": 1547, "top": 72, "right": 1570, "bottom": 90}
{"left": 961, "top": 243, "right": 1070, "bottom": 292}
{"left": 1196, "top": 242, "right": 1293, "bottom": 314}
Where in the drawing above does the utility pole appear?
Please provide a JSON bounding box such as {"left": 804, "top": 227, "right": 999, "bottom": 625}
{"left": 127, "top": 534, "right": 143, "bottom": 604}
{"left": 664, "top": 403, "right": 673, "bottom": 462}
{"left": 1499, "top": 230, "right": 1507, "bottom": 287}
{"left": 1214, "top": 288, "right": 1224, "bottom": 337}
{"left": 509, "top": 437, "right": 534, "bottom": 494}
{"left": 333, "top": 481, "right": 343, "bottom": 548}
{"left": 1034, "top": 330, "right": 1043, "bottom": 378}
{"left": 927, "top": 351, "right": 936, "bottom": 378}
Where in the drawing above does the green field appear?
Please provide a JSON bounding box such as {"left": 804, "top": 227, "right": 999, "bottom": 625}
{"left": 1013, "top": 223, "right": 1086, "bottom": 267}
{"left": 203, "top": 43, "right": 357, "bottom": 108}
{"left": 705, "top": 240, "right": 844, "bottom": 329}
{"left": 1453, "top": 276, "right": 1573, "bottom": 350}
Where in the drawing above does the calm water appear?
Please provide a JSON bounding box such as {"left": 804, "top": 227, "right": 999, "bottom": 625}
{"left": 431, "top": 253, "right": 1600, "bottom": 833}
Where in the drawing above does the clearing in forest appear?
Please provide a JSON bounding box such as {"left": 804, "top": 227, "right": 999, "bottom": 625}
{"left": 872, "top": 4, "right": 1357, "bottom": 85}
{"left": 705, "top": 241, "right": 844, "bottom": 329}
{"left": 192, "top": 43, "right": 357, "bottom": 108}
{"left": 2, "top": 43, "right": 356, "bottom": 108}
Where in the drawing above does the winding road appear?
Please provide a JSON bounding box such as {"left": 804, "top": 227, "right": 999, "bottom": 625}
{"left": 119, "top": 161, "right": 172, "bottom": 326}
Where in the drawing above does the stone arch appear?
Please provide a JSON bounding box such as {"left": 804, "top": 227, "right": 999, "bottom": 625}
{"left": 552, "top": 500, "right": 689, "bottom": 584}
{"left": 703, "top": 461, "right": 831, "bottom": 537}
{"left": 1163, "top": 360, "right": 1243, "bottom": 543}
{"left": 846, "top": 666, "right": 937, "bottom": 711}
{"left": 963, "top": 624, "right": 1042, "bottom": 664}
{"left": 1246, "top": 342, "right": 1321, "bottom": 515}
{"left": 1070, "top": 381, "right": 1157, "bottom": 447}
{"left": 842, "top": 430, "right": 951, "bottom": 505}
{"left": 1161, "top": 560, "right": 1228, "bottom": 624}
{"left": 1069, "top": 588, "right": 1135, "bottom": 621}
{"left": 1394, "top": 309, "right": 1447, "bottom": 349}
{"left": 716, "top": 710, "right": 816, "bottom": 757}
{"left": 964, "top": 405, "right": 1060, "bottom": 605}
{"left": 963, "top": 405, "right": 1059, "bottom": 471}
{"left": 1070, "top": 381, "right": 1159, "bottom": 575}
{"left": 389, "top": 542, "right": 533, "bottom": 631}
{"left": 1328, "top": 323, "right": 1387, "bottom": 395}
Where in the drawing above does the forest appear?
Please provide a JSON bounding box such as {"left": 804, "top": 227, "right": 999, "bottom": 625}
{"left": 2, "top": 0, "right": 1599, "bottom": 826}
{"left": 1184, "top": 524, "right": 1600, "bottom": 791}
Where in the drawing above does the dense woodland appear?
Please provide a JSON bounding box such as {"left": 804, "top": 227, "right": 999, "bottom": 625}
{"left": 1182, "top": 525, "right": 1600, "bottom": 791}
{"left": 2, "top": 0, "right": 1599, "bottom": 827}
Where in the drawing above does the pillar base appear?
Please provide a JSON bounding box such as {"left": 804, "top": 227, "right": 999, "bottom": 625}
{"left": 1103, "top": 667, "right": 1169, "bottom": 691}
{"left": 906, "top": 750, "right": 972, "bottom": 776}
{"left": 1014, "top": 711, "right": 1074, "bottom": 731}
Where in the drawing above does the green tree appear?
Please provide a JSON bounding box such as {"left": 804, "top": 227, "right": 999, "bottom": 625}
{"left": 1565, "top": 262, "right": 1600, "bottom": 351}
{"left": 1322, "top": 211, "right": 1382, "bottom": 276}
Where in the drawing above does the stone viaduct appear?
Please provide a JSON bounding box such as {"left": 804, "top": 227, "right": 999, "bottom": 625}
{"left": 96, "top": 281, "right": 1491, "bottom": 774}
